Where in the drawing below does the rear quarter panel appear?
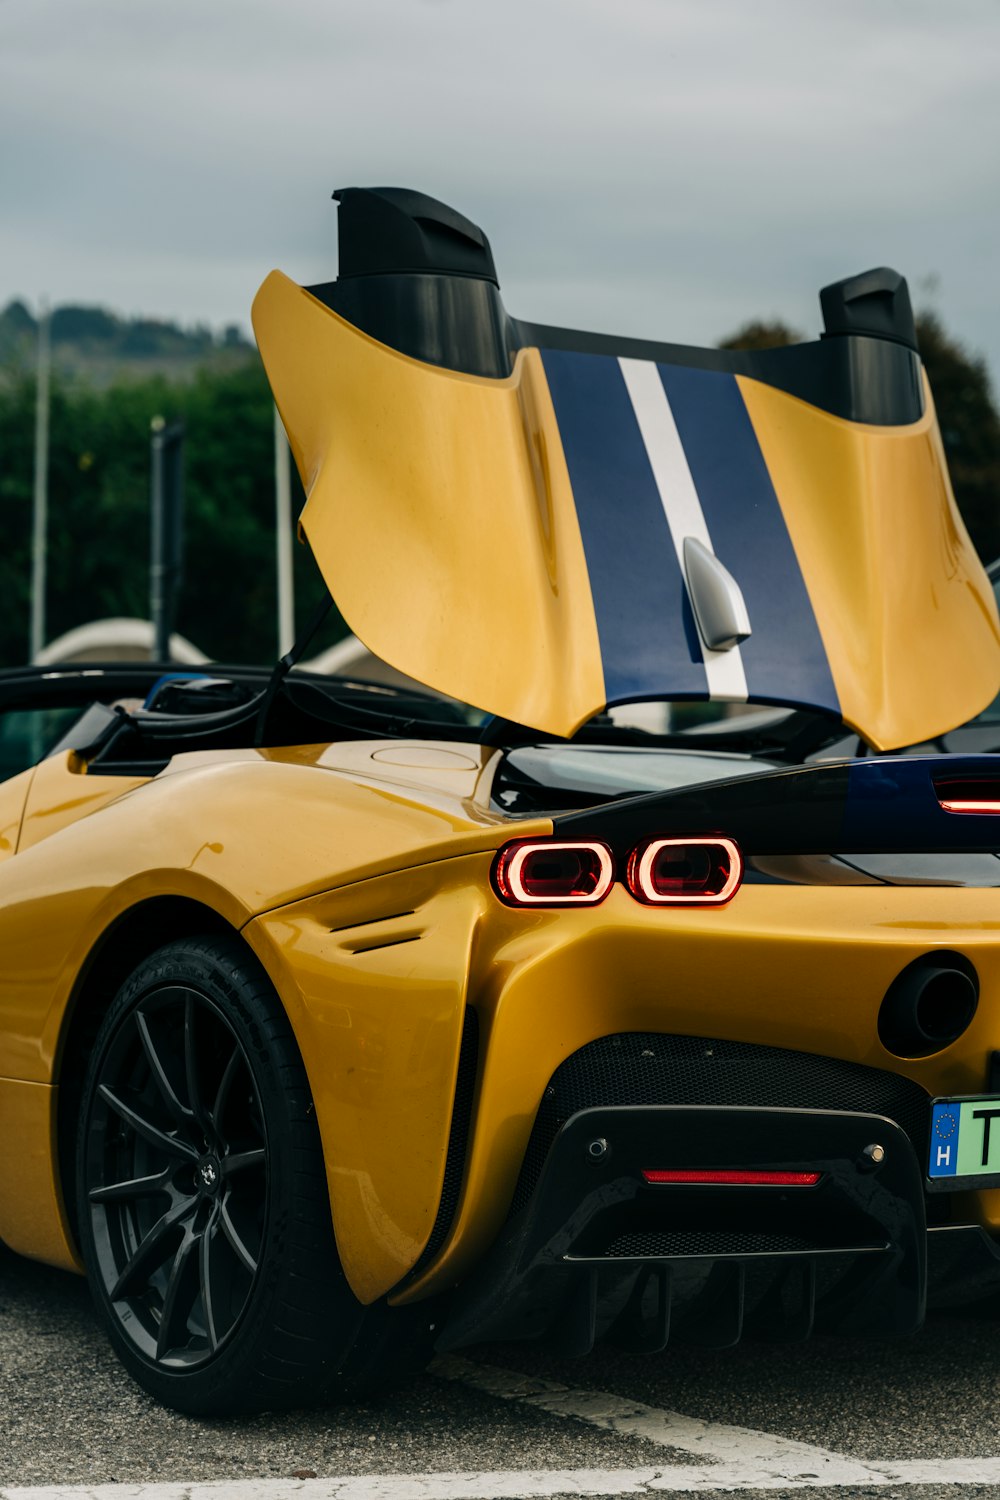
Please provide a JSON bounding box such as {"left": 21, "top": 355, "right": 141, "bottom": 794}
{"left": 0, "top": 747, "right": 546, "bottom": 1273}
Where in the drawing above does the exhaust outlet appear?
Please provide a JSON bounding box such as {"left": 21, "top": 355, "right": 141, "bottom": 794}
{"left": 878, "top": 952, "right": 979, "bottom": 1058}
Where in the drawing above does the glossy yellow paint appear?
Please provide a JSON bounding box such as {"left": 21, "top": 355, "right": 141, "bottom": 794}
{"left": 246, "top": 864, "right": 492, "bottom": 1303}
{"left": 394, "top": 875, "right": 1000, "bottom": 1301}
{"left": 0, "top": 745, "right": 515, "bottom": 1085}
{"left": 0, "top": 738, "right": 543, "bottom": 1265}
{"left": 0, "top": 764, "right": 34, "bottom": 862}
{"left": 739, "top": 373, "right": 1000, "bottom": 750}
{"left": 0, "top": 1077, "right": 79, "bottom": 1270}
{"left": 19, "top": 752, "right": 151, "bottom": 854}
{"left": 5, "top": 726, "right": 1000, "bottom": 1301}
{"left": 252, "top": 272, "right": 606, "bottom": 737}
{"left": 254, "top": 271, "right": 1000, "bottom": 750}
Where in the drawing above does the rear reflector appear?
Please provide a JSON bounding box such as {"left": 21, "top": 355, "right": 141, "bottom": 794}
{"left": 627, "top": 837, "right": 742, "bottom": 905}
{"left": 643, "top": 1169, "right": 820, "bottom": 1187}
{"left": 492, "top": 839, "right": 614, "bottom": 906}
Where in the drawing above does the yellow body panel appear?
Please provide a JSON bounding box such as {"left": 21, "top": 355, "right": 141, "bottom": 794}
{"left": 0, "top": 766, "right": 32, "bottom": 861}
{"left": 0, "top": 1077, "right": 77, "bottom": 1269}
{"left": 253, "top": 271, "right": 606, "bottom": 737}
{"left": 254, "top": 271, "right": 1000, "bottom": 749}
{"left": 19, "top": 757, "right": 151, "bottom": 853}
{"left": 0, "top": 746, "right": 512, "bottom": 1084}
{"left": 0, "top": 738, "right": 545, "bottom": 1277}
{"left": 5, "top": 729, "right": 1000, "bottom": 1306}
{"left": 247, "top": 866, "right": 490, "bottom": 1302}
{"left": 395, "top": 877, "right": 1000, "bottom": 1301}
{"left": 5, "top": 714, "right": 1000, "bottom": 1314}
{"left": 739, "top": 374, "right": 1000, "bottom": 750}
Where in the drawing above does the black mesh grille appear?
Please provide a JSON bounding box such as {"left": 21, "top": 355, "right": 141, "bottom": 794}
{"left": 511, "top": 1032, "right": 930, "bottom": 1215}
{"left": 411, "top": 1008, "right": 479, "bottom": 1274}
{"left": 604, "top": 1229, "right": 814, "bottom": 1257}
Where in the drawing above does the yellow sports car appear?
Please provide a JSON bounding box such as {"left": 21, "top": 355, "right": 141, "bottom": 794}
{"left": 3, "top": 186, "right": 1000, "bottom": 1416}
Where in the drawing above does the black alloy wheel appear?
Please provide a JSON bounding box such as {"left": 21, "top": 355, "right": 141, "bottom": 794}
{"left": 77, "top": 935, "right": 430, "bottom": 1415}
{"left": 85, "top": 979, "right": 267, "bottom": 1371}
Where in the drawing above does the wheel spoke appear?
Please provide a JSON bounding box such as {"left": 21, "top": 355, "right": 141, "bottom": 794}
{"left": 88, "top": 966, "right": 272, "bottom": 1375}
{"left": 109, "top": 1199, "right": 191, "bottom": 1301}
{"left": 98, "top": 1084, "right": 198, "bottom": 1162}
{"left": 211, "top": 1043, "right": 242, "bottom": 1133}
{"left": 221, "top": 1148, "right": 266, "bottom": 1177}
{"left": 135, "top": 1009, "right": 193, "bottom": 1128}
{"left": 89, "top": 1169, "right": 169, "bottom": 1205}
{"left": 183, "top": 993, "right": 213, "bottom": 1137}
{"left": 218, "top": 1199, "right": 258, "bottom": 1276}
{"left": 155, "top": 1232, "right": 199, "bottom": 1360}
{"left": 199, "top": 1207, "right": 220, "bottom": 1352}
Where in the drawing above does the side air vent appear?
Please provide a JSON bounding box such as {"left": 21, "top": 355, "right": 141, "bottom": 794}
{"left": 408, "top": 1008, "right": 480, "bottom": 1277}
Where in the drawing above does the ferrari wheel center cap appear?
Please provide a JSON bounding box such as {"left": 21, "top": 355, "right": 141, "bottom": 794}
{"left": 196, "top": 1156, "right": 221, "bottom": 1194}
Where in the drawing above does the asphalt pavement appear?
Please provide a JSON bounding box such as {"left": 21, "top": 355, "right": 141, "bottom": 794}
{"left": 2, "top": 1239, "right": 1000, "bottom": 1499}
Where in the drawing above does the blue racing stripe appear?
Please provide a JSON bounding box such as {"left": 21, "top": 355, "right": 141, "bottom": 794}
{"left": 540, "top": 349, "right": 706, "bottom": 703}
{"left": 656, "top": 363, "right": 841, "bottom": 718}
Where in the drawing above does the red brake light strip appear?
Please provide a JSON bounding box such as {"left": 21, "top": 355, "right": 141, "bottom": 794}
{"left": 642, "top": 1169, "right": 820, "bottom": 1187}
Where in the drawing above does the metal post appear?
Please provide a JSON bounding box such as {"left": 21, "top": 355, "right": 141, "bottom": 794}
{"left": 150, "top": 416, "right": 167, "bottom": 659}
{"left": 274, "top": 405, "right": 295, "bottom": 657}
{"left": 29, "top": 302, "right": 51, "bottom": 662}
{"left": 150, "top": 417, "right": 184, "bottom": 661}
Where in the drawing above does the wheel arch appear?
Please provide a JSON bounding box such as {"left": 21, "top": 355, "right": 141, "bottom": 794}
{"left": 54, "top": 895, "right": 242, "bottom": 1249}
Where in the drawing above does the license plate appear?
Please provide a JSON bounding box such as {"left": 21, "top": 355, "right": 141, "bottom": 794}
{"left": 928, "top": 1097, "right": 1000, "bottom": 1186}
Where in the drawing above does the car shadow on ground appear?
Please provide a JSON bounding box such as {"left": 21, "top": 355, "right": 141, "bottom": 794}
{"left": 3, "top": 1239, "right": 1000, "bottom": 1487}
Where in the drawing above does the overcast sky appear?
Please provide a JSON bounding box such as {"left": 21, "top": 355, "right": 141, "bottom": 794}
{"left": 2, "top": 0, "right": 999, "bottom": 380}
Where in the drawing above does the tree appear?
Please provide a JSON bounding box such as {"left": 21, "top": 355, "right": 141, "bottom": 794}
{"left": 0, "top": 359, "right": 343, "bottom": 669}
{"left": 914, "top": 313, "right": 1000, "bottom": 564}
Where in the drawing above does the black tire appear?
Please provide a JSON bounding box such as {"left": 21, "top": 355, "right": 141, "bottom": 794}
{"left": 76, "top": 933, "right": 431, "bottom": 1415}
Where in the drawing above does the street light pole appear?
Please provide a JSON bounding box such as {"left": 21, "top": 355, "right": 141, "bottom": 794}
{"left": 149, "top": 416, "right": 185, "bottom": 661}
{"left": 274, "top": 405, "right": 295, "bottom": 657}
{"left": 29, "top": 301, "right": 51, "bottom": 663}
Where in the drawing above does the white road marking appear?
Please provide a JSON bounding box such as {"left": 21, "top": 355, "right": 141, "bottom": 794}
{"left": 617, "top": 356, "right": 748, "bottom": 703}
{"left": 11, "top": 1461, "right": 1000, "bottom": 1498}
{"left": 7, "top": 1356, "right": 1000, "bottom": 1497}
{"left": 432, "top": 1355, "right": 862, "bottom": 1472}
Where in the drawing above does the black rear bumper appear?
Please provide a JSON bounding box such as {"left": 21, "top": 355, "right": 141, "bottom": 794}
{"left": 438, "top": 1105, "right": 930, "bottom": 1353}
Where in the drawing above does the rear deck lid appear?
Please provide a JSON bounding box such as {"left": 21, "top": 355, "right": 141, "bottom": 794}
{"left": 253, "top": 187, "right": 1000, "bottom": 748}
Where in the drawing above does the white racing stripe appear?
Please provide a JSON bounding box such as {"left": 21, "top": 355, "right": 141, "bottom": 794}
{"left": 618, "top": 357, "right": 748, "bottom": 703}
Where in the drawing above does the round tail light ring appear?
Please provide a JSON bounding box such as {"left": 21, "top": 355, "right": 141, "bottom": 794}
{"left": 627, "top": 836, "right": 742, "bottom": 906}
{"left": 492, "top": 839, "right": 615, "bottom": 907}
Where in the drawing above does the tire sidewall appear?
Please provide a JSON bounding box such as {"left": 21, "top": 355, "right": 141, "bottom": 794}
{"left": 76, "top": 935, "right": 361, "bottom": 1415}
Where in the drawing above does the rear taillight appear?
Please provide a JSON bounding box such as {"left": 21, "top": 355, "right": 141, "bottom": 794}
{"left": 936, "top": 778, "right": 1000, "bottom": 814}
{"left": 626, "top": 836, "right": 742, "bottom": 905}
{"left": 492, "top": 840, "right": 614, "bottom": 906}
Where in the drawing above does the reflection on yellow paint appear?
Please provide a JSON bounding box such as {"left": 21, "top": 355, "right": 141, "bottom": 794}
{"left": 740, "top": 374, "right": 1000, "bottom": 749}
{"left": 253, "top": 272, "right": 606, "bottom": 736}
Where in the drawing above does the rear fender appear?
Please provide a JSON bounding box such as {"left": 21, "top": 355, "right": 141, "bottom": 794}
{"left": 245, "top": 857, "right": 490, "bottom": 1303}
